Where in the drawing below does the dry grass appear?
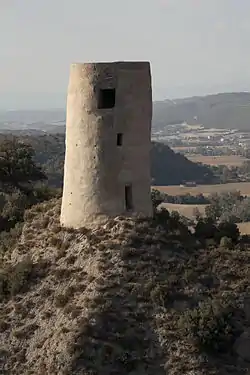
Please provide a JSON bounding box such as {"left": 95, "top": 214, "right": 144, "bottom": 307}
{"left": 0, "top": 199, "right": 250, "bottom": 375}
{"left": 237, "top": 222, "right": 250, "bottom": 235}
{"left": 155, "top": 182, "right": 250, "bottom": 197}
{"left": 186, "top": 154, "right": 248, "bottom": 167}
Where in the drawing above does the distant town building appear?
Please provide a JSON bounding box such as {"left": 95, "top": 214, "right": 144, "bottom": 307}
{"left": 180, "top": 181, "right": 197, "bottom": 187}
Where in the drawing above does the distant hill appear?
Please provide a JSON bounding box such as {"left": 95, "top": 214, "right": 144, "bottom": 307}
{"left": 0, "top": 133, "right": 215, "bottom": 187}
{"left": 0, "top": 109, "right": 64, "bottom": 124}
{"left": 153, "top": 92, "right": 250, "bottom": 130}
{"left": 0, "top": 109, "right": 65, "bottom": 133}
{"left": 151, "top": 141, "right": 214, "bottom": 185}
{"left": 1, "top": 92, "right": 250, "bottom": 132}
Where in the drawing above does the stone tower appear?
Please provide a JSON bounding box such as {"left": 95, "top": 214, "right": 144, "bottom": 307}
{"left": 60, "top": 61, "right": 152, "bottom": 229}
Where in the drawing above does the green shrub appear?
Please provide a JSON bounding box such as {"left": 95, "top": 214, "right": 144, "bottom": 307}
{"left": 0, "top": 192, "right": 7, "bottom": 211}
{"left": 0, "top": 268, "right": 8, "bottom": 302}
{"left": 9, "top": 256, "right": 33, "bottom": 296}
{"left": 220, "top": 236, "right": 233, "bottom": 249}
{"left": 216, "top": 222, "right": 240, "bottom": 243}
{"left": 151, "top": 189, "right": 165, "bottom": 211}
{"left": 50, "top": 236, "right": 62, "bottom": 248}
{"left": 0, "top": 222, "right": 23, "bottom": 255}
{"left": 32, "top": 185, "right": 59, "bottom": 203}
{"left": 0, "top": 256, "right": 33, "bottom": 301}
{"left": 154, "top": 208, "right": 170, "bottom": 226}
{"left": 54, "top": 286, "right": 74, "bottom": 308}
{"left": 54, "top": 293, "right": 69, "bottom": 308}
{"left": 194, "top": 218, "right": 218, "bottom": 241}
{"left": 51, "top": 225, "right": 61, "bottom": 234}
{"left": 205, "top": 238, "right": 217, "bottom": 248}
{"left": 178, "top": 299, "right": 240, "bottom": 353}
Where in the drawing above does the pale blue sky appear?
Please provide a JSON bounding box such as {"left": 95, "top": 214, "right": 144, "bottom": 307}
{"left": 1, "top": 0, "right": 250, "bottom": 109}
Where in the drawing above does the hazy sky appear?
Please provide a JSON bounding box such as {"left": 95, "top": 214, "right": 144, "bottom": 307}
{"left": 1, "top": 0, "right": 250, "bottom": 109}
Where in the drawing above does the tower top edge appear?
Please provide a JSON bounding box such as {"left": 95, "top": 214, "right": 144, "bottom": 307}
{"left": 70, "top": 61, "right": 151, "bottom": 69}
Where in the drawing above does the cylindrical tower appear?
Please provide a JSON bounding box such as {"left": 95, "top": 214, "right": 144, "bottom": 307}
{"left": 60, "top": 61, "right": 152, "bottom": 228}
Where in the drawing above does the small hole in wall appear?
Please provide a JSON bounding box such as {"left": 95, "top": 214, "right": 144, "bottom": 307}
{"left": 98, "top": 88, "right": 116, "bottom": 109}
{"left": 125, "top": 184, "right": 133, "bottom": 211}
{"left": 117, "top": 133, "right": 123, "bottom": 146}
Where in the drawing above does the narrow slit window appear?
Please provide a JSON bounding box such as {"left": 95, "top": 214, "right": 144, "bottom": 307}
{"left": 125, "top": 185, "right": 133, "bottom": 211}
{"left": 117, "top": 133, "right": 123, "bottom": 146}
{"left": 98, "top": 88, "right": 116, "bottom": 109}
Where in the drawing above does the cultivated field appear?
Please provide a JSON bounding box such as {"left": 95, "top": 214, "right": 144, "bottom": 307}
{"left": 172, "top": 146, "right": 197, "bottom": 152}
{"left": 160, "top": 203, "right": 207, "bottom": 219}
{"left": 161, "top": 203, "right": 250, "bottom": 235}
{"left": 236, "top": 222, "right": 250, "bottom": 235}
{"left": 155, "top": 182, "right": 250, "bottom": 197}
{"left": 186, "top": 154, "right": 248, "bottom": 167}
{"left": 172, "top": 145, "right": 228, "bottom": 153}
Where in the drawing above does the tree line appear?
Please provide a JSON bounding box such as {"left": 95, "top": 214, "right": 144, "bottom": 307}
{"left": 203, "top": 191, "right": 250, "bottom": 223}
{"left": 0, "top": 133, "right": 216, "bottom": 188}
{"left": 0, "top": 136, "right": 249, "bottom": 256}
{"left": 152, "top": 189, "right": 241, "bottom": 249}
{"left": 0, "top": 137, "right": 59, "bottom": 253}
{"left": 164, "top": 193, "right": 210, "bottom": 205}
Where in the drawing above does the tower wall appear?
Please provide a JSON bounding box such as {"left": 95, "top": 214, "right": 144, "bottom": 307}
{"left": 60, "top": 61, "right": 152, "bottom": 228}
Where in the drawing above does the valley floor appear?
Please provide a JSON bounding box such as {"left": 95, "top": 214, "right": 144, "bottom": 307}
{"left": 155, "top": 182, "right": 250, "bottom": 197}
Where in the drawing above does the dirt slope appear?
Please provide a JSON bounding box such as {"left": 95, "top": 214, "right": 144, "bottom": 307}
{"left": 1, "top": 199, "right": 250, "bottom": 375}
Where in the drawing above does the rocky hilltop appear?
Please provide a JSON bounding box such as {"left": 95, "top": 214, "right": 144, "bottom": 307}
{"left": 1, "top": 199, "right": 250, "bottom": 375}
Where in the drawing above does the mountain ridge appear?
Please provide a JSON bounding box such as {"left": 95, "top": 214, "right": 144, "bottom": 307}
{"left": 153, "top": 92, "right": 250, "bottom": 130}
{"left": 1, "top": 92, "right": 250, "bottom": 131}
{"left": 0, "top": 133, "right": 214, "bottom": 187}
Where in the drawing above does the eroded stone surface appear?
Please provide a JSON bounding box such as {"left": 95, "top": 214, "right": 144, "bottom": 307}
{"left": 61, "top": 61, "right": 153, "bottom": 229}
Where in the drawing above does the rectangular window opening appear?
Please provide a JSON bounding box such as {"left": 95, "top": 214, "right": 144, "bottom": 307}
{"left": 117, "top": 133, "right": 123, "bottom": 146}
{"left": 98, "top": 88, "right": 116, "bottom": 109}
{"left": 125, "top": 185, "right": 133, "bottom": 211}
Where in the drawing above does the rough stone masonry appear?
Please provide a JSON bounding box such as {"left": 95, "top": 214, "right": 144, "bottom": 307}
{"left": 61, "top": 61, "right": 153, "bottom": 228}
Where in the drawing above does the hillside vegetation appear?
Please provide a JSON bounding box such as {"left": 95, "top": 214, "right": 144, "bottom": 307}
{"left": 0, "top": 134, "right": 215, "bottom": 187}
{"left": 0, "top": 138, "right": 250, "bottom": 374}
{"left": 1, "top": 92, "right": 250, "bottom": 132}
{"left": 1, "top": 199, "right": 250, "bottom": 374}
{"left": 153, "top": 92, "right": 250, "bottom": 130}
{"left": 151, "top": 141, "right": 213, "bottom": 185}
